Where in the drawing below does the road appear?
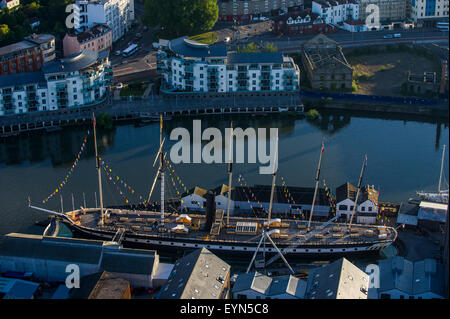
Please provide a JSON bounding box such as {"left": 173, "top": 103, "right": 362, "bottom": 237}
{"left": 110, "top": 8, "right": 448, "bottom": 84}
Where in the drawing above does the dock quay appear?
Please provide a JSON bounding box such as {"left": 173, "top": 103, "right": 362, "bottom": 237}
{"left": 0, "top": 92, "right": 303, "bottom": 137}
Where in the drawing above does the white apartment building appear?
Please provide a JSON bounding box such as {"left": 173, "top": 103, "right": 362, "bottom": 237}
{"left": 157, "top": 37, "right": 300, "bottom": 93}
{"left": 312, "top": 0, "right": 359, "bottom": 25}
{"left": 0, "top": 0, "right": 20, "bottom": 10}
{"left": 0, "top": 50, "right": 112, "bottom": 116}
{"left": 410, "top": 0, "right": 449, "bottom": 23}
{"left": 75, "top": 0, "right": 135, "bottom": 42}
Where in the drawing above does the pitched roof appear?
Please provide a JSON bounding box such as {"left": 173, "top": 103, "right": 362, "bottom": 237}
{"left": 100, "top": 247, "right": 156, "bottom": 275}
{"left": 378, "top": 256, "right": 445, "bottom": 297}
{"left": 336, "top": 182, "right": 357, "bottom": 203}
{"left": 232, "top": 272, "right": 306, "bottom": 298}
{"left": 306, "top": 258, "right": 369, "bottom": 299}
{"left": 158, "top": 248, "right": 230, "bottom": 299}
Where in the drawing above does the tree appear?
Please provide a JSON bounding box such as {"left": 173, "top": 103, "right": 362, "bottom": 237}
{"left": 262, "top": 42, "right": 277, "bottom": 52}
{"left": 143, "top": 0, "right": 218, "bottom": 37}
{"left": 237, "top": 42, "right": 259, "bottom": 53}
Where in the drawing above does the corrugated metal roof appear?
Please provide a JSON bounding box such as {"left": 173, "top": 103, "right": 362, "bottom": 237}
{"left": 100, "top": 248, "right": 155, "bottom": 275}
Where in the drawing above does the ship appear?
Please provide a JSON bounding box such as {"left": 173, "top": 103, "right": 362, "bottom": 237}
{"left": 30, "top": 114, "right": 397, "bottom": 260}
{"left": 414, "top": 145, "right": 448, "bottom": 204}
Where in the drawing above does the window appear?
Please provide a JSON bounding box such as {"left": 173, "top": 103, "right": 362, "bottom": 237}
{"left": 361, "top": 207, "right": 365, "bottom": 211}
{"left": 339, "top": 205, "right": 348, "bottom": 211}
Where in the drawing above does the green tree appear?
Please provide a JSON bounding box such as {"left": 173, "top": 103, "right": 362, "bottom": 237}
{"left": 262, "top": 42, "right": 277, "bottom": 52}
{"left": 143, "top": 0, "right": 218, "bottom": 37}
{"left": 237, "top": 42, "right": 259, "bottom": 53}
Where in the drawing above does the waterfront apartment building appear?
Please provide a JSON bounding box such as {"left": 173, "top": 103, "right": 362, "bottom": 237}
{"left": 75, "top": 0, "right": 135, "bottom": 42}
{"left": 63, "top": 24, "right": 112, "bottom": 57}
{"left": 312, "top": 0, "right": 359, "bottom": 25}
{"left": 218, "top": 0, "right": 304, "bottom": 21}
{"left": 0, "top": 0, "right": 19, "bottom": 10}
{"left": 358, "top": 0, "right": 408, "bottom": 23}
{"left": 411, "top": 0, "right": 449, "bottom": 24}
{"left": 0, "top": 34, "right": 55, "bottom": 76}
{"left": 157, "top": 37, "right": 300, "bottom": 93}
{"left": 0, "top": 50, "right": 113, "bottom": 116}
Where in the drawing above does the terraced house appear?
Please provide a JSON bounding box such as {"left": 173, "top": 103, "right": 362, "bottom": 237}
{"left": 0, "top": 50, "right": 113, "bottom": 116}
{"left": 157, "top": 37, "right": 300, "bottom": 93}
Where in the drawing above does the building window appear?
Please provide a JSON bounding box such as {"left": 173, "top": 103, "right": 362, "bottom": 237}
{"left": 339, "top": 205, "right": 348, "bottom": 211}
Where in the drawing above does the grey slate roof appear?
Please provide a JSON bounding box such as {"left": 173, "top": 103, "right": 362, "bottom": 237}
{"left": 158, "top": 247, "right": 231, "bottom": 299}
{"left": 169, "top": 36, "right": 227, "bottom": 58}
{"left": 232, "top": 272, "right": 306, "bottom": 298}
{"left": 228, "top": 52, "right": 284, "bottom": 64}
{"left": 306, "top": 258, "right": 369, "bottom": 299}
{"left": 42, "top": 50, "right": 108, "bottom": 74}
{"left": 378, "top": 256, "right": 445, "bottom": 297}
{"left": 0, "top": 71, "right": 46, "bottom": 89}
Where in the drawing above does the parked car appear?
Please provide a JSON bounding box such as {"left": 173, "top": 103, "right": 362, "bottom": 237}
{"left": 114, "top": 50, "right": 121, "bottom": 56}
{"left": 116, "top": 82, "right": 123, "bottom": 89}
{"left": 252, "top": 17, "right": 259, "bottom": 21}
{"left": 143, "top": 26, "right": 148, "bottom": 32}
{"left": 224, "top": 37, "right": 231, "bottom": 43}
{"left": 259, "top": 16, "right": 269, "bottom": 21}
{"left": 394, "top": 33, "right": 402, "bottom": 38}
{"left": 135, "top": 33, "right": 142, "bottom": 39}
{"left": 383, "top": 34, "right": 393, "bottom": 39}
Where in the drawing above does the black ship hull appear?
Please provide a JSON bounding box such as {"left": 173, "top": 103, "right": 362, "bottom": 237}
{"left": 64, "top": 219, "right": 392, "bottom": 261}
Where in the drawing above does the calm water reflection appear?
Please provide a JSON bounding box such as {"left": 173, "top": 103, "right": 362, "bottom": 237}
{"left": 0, "top": 110, "right": 448, "bottom": 236}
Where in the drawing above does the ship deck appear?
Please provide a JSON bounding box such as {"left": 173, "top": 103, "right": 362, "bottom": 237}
{"left": 70, "top": 208, "right": 397, "bottom": 246}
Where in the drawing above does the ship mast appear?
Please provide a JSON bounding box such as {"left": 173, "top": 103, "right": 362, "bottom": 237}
{"left": 159, "top": 114, "right": 165, "bottom": 227}
{"left": 93, "top": 113, "right": 104, "bottom": 226}
{"left": 348, "top": 154, "right": 368, "bottom": 232}
{"left": 226, "top": 122, "right": 233, "bottom": 227}
{"left": 438, "top": 144, "right": 446, "bottom": 193}
{"left": 307, "top": 140, "right": 325, "bottom": 232}
{"left": 267, "top": 136, "right": 279, "bottom": 226}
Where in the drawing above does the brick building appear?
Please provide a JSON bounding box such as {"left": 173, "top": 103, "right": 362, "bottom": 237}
{"left": 301, "top": 34, "right": 353, "bottom": 90}
{"left": 0, "top": 34, "right": 55, "bottom": 76}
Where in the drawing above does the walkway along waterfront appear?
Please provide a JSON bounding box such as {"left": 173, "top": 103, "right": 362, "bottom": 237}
{"left": 0, "top": 92, "right": 303, "bottom": 136}
{"left": 0, "top": 88, "right": 448, "bottom": 137}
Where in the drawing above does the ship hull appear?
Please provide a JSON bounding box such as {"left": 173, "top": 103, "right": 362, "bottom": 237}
{"left": 64, "top": 220, "right": 392, "bottom": 261}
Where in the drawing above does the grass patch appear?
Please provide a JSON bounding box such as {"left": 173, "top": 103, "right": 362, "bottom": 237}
{"left": 188, "top": 32, "right": 218, "bottom": 45}
{"left": 120, "top": 82, "right": 147, "bottom": 97}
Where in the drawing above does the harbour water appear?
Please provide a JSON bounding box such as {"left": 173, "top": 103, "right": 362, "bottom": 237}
{"left": 0, "top": 110, "right": 448, "bottom": 241}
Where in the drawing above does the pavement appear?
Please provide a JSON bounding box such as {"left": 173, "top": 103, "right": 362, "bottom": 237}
{"left": 396, "top": 228, "right": 443, "bottom": 261}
